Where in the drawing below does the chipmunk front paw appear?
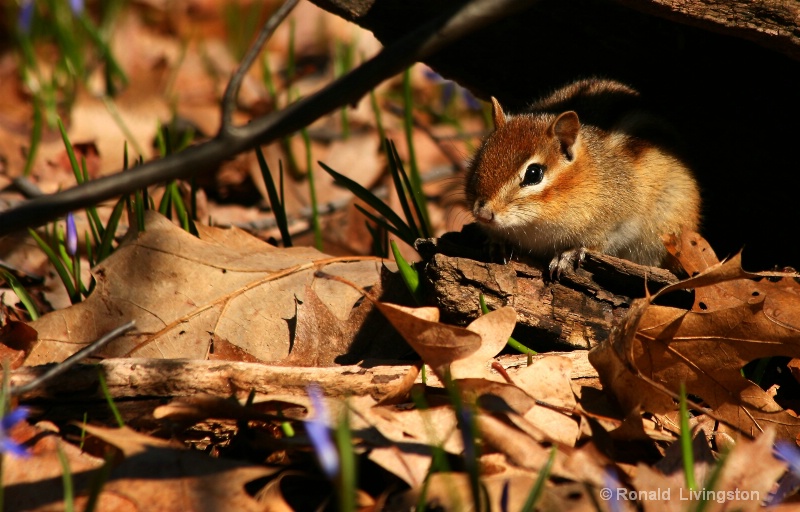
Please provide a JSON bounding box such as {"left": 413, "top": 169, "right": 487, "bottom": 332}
{"left": 548, "top": 248, "right": 586, "bottom": 278}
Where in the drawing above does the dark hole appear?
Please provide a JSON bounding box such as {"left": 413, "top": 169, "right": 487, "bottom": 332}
{"left": 698, "top": 302, "right": 708, "bottom": 310}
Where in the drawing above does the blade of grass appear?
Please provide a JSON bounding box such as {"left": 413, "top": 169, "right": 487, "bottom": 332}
{"left": 302, "top": 129, "right": 323, "bottom": 250}
{"left": 355, "top": 205, "right": 415, "bottom": 247}
{"left": 320, "top": 162, "right": 416, "bottom": 243}
{"left": 28, "top": 228, "right": 78, "bottom": 301}
{"left": 679, "top": 382, "right": 697, "bottom": 491}
{"left": 335, "top": 402, "right": 356, "bottom": 512}
{"left": 368, "top": 88, "right": 387, "bottom": 152}
{"left": 57, "top": 444, "right": 75, "bottom": 512}
{"left": 390, "top": 240, "right": 423, "bottom": 305}
{"left": 402, "top": 68, "right": 432, "bottom": 234}
{"left": 23, "top": 100, "right": 43, "bottom": 176}
{"left": 390, "top": 141, "right": 430, "bottom": 239}
{"left": 386, "top": 139, "right": 422, "bottom": 240}
{"left": 97, "top": 198, "right": 125, "bottom": 263}
{"left": 57, "top": 118, "right": 84, "bottom": 184}
{"left": 0, "top": 270, "right": 40, "bottom": 320}
{"left": 97, "top": 368, "right": 124, "bottom": 428}
{"left": 520, "top": 447, "right": 556, "bottom": 511}
{"left": 255, "top": 148, "right": 292, "bottom": 247}
{"left": 365, "top": 222, "right": 387, "bottom": 258}
{"left": 479, "top": 294, "right": 533, "bottom": 355}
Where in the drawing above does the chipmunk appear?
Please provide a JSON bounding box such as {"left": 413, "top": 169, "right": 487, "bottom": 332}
{"left": 464, "top": 78, "right": 700, "bottom": 275}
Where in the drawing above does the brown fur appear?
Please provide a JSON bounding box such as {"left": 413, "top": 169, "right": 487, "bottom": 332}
{"left": 465, "top": 78, "right": 701, "bottom": 268}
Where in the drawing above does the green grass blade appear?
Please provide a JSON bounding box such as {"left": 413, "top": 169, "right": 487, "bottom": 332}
{"left": 368, "top": 88, "right": 387, "bottom": 152}
{"left": 158, "top": 182, "right": 173, "bottom": 218}
{"left": 365, "top": 222, "right": 387, "bottom": 258}
{"left": 320, "top": 162, "right": 416, "bottom": 243}
{"left": 56, "top": 443, "right": 75, "bottom": 512}
{"left": 28, "top": 228, "right": 78, "bottom": 301}
{"left": 98, "top": 198, "right": 125, "bottom": 262}
{"left": 390, "top": 141, "right": 431, "bottom": 239}
{"left": 335, "top": 402, "right": 356, "bottom": 512}
{"left": 85, "top": 231, "right": 94, "bottom": 267}
{"left": 301, "top": 129, "right": 323, "bottom": 251}
{"left": 0, "top": 270, "right": 40, "bottom": 320}
{"left": 97, "top": 368, "right": 125, "bottom": 428}
{"left": 402, "top": 69, "right": 432, "bottom": 234}
{"left": 520, "top": 447, "right": 556, "bottom": 511}
{"left": 354, "top": 205, "right": 414, "bottom": 246}
{"left": 169, "top": 183, "right": 191, "bottom": 233}
{"left": 679, "top": 382, "right": 697, "bottom": 491}
{"left": 386, "top": 139, "right": 421, "bottom": 240}
{"left": 23, "top": 99, "right": 43, "bottom": 176}
{"left": 255, "top": 148, "right": 292, "bottom": 247}
{"left": 390, "top": 240, "right": 423, "bottom": 305}
{"left": 479, "top": 293, "right": 534, "bottom": 355}
{"left": 57, "top": 118, "right": 83, "bottom": 184}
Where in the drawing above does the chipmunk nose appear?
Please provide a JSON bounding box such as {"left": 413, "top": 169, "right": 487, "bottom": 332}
{"left": 474, "top": 200, "right": 495, "bottom": 223}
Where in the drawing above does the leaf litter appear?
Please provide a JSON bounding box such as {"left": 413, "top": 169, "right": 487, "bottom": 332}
{"left": 2, "top": 2, "right": 800, "bottom": 509}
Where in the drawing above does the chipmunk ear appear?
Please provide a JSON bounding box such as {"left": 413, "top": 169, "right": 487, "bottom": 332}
{"left": 490, "top": 97, "right": 506, "bottom": 130}
{"left": 551, "top": 111, "right": 580, "bottom": 160}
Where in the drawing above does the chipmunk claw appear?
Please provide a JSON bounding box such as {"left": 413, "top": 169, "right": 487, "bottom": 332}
{"left": 548, "top": 248, "right": 586, "bottom": 279}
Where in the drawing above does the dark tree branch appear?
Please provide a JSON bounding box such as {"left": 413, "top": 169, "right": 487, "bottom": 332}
{"left": 220, "top": 0, "right": 299, "bottom": 131}
{"left": 0, "top": 0, "right": 539, "bottom": 237}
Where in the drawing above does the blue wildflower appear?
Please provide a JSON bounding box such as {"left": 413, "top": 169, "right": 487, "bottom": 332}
{"left": 602, "top": 467, "right": 623, "bottom": 512}
{"left": 0, "top": 407, "right": 30, "bottom": 458}
{"left": 66, "top": 212, "right": 77, "bottom": 257}
{"left": 776, "top": 440, "right": 800, "bottom": 475}
{"left": 423, "top": 67, "right": 481, "bottom": 112}
{"left": 69, "top": 0, "right": 84, "bottom": 15}
{"left": 306, "top": 384, "right": 339, "bottom": 479}
{"left": 18, "top": 0, "right": 35, "bottom": 34}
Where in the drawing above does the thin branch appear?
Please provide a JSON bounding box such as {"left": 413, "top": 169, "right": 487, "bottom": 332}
{"left": 10, "top": 321, "right": 136, "bottom": 397}
{"left": 0, "top": 0, "right": 539, "bottom": 237}
{"left": 220, "top": 0, "right": 299, "bottom": 131}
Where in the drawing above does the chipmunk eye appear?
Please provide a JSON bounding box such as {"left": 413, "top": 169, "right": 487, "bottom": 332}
{"left": 521, "top": 163, "right": 545, "bottom": 187}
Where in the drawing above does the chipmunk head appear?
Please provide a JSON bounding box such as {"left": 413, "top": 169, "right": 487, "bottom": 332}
{"left": 465, "top": 98, "right": 583, "bottom": 232}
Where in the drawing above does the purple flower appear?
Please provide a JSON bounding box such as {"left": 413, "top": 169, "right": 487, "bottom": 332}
{"left": 69, "top": 0, "right": 84, "bottom": 15}
{"left": 423, "top": 67, "right": 481, "bottom": 111}
{"left": 306, "top": 384, "right": 339, "bottom": 479}
{"left": 770, "top": 440, "right": 800, "bottom": 505}
{"left": 18, "top": 0, "right": 34, "bottom": 34}
{"left": 0, "top": 407, "right": 30, "bottom": 458}
{"left": 66, "top": 212, "right": 77, "bottom": 256}
{"left": 776, "top": 440, "right": 800, "bottom": 475}
{"left": 602, "top": 467, "right": 623, "bottom": 512}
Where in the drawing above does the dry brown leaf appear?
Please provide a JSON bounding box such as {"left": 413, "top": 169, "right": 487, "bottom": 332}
{"left": 389, "top": 470, "right": 600, "bottom": 512}
{"left": 2, "top": 420, "right": 111, "bottom": 512}
{"left": 21, "top": 212, "right": 386, "bottom": 364}
{"left": 515, "top": 355, "right": 581, "bottom": 446}
{"left": 82, "top": 424, "right": 276, "bottom": 512}
{"left": 450, "top": 306, "right": 517, "bottom": 380}
{"left": 633, "top": 428, "right": 785, "bottom": 512}
{"left": 375, "top": 303, "right": 516, "bottom": 379}
{"left": 590, "top": 236, "right": 800, "bottom": 441}
{"left": 631, "top": 432, "right": 716, "bottom": 512}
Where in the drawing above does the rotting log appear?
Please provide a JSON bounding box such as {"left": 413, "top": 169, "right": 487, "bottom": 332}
{"left": 416, "top": 229, "right": 684, "bottom": 351}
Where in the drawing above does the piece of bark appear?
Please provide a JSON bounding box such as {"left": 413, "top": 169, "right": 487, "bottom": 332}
{"left": 416, "top": 232, "right": 685, "bottom": 351}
